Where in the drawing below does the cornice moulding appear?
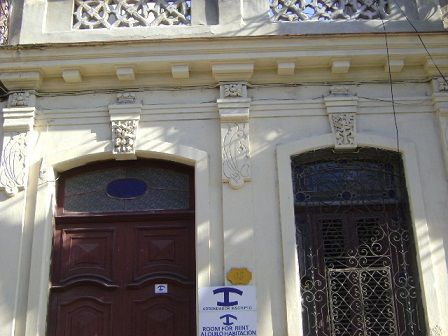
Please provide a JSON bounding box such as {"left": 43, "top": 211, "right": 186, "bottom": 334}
{"left": 0, "top": 34, "right": 446, "bottom": 91}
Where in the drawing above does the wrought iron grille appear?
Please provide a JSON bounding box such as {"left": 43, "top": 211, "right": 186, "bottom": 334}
{"left": 0, "top": 0, "right": 9, "bottom": 45}
{"left": 269, "top": 0, "right": 389, "bottom": 22}
{"left": 292, "top": 148, "right": 426, "bottom": 336}
{"left": 73, "top": 0, "right": 191, "bottom": 29}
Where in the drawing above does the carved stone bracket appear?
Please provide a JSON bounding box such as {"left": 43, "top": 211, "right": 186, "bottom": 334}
{"left": 0, "top": 91, "right": 36, "bottom": 197}
{"left": 108, "top": 93, "right": 142, "bottom": 160}
{"left": 217, "top": 82, "right": 251, "bottom": 189}
{"left": 433, "top": 78, "right": 448, "bottom": 177}
{"left": 324, "top": 86, "right": 358, "bottom": 150}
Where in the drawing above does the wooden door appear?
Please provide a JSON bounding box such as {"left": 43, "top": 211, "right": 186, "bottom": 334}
{"left": 47, "top": 216, "right": 196, "bottom": 336}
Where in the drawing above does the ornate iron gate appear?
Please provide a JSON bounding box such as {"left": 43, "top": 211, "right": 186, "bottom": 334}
{"left": 292, "top": 148, "right": 426, "bottom": 336}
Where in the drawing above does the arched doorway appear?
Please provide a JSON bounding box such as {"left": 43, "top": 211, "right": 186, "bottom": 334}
{"left": 47, "top": 160, "right": 196, "bottom": 336}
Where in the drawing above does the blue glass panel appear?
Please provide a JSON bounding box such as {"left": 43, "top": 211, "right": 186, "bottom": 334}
{"left": 106, "top": 178, "right": 147, "bottom": 199}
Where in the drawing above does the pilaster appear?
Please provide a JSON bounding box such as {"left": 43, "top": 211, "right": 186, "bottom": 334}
{"left": 324, "top": 86, "right": 359, "bottom": 150}
{"left": 108, "top": 93, "right": 142, "bottom": 160}
{"left": 433, "top": 78, "right": 448, "bottom": 176}
{"left": 0, "top": 91, "right": 36, "bottom": 196}
{"left": 216, "top": 78, "right": 255, "bottom": 285}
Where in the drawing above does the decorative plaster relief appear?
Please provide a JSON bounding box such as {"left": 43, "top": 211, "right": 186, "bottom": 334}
{"left": 222, "top": 122, "right": 251, "bottom": 189}
{"left": 220, "top": 82, "right": 248, "bottom": 99}
{"left": 224, "top": 83, "right": 244, "bottom": 98}
{"left": 330, "top": 113, "right": 357, "bottom": 148}
{"left": 0, "top": 132, "right": 28, "bottom": 196}
{"left": 0, "top": 91, "right": 36, "bottom": 196}
{"left": 73, "top": 0, "right": 191, "bottom": 29}
{"left": 112, "top": 120, "right": 138, "bottom": 154}
{"left": 329, "top": 86, "right": 350, "bottom": 96}
{"left": 8, "top": 91, "right": 34, "bottom": 107}
{"left": 438, "top": 77, "right": 448, "bottom": 92}
{"left": 269, "top": 0, "right": 388, "bottom": 21}
{"left": 325, "top": 86, "right": 358, "bottom": 149}
{"left": 430, "top": 325, "right": 444, "bottom": 336}
{"left": 117, "top": 92, "right": 136, "bottom": 104}
{"left": 218, "top": 81, "right": 251, "bottom": 189}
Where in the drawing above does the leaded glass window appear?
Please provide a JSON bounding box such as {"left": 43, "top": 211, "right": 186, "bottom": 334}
{"left": 292, "top": 148, "right": 426, "bottom": 336}
{"left": 58, "top": 160, "right": 193, "bottom": 214}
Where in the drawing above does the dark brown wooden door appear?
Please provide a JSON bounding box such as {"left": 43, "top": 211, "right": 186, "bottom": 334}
{"left": 47, "top": 217, "right": 196, "bottom": 336}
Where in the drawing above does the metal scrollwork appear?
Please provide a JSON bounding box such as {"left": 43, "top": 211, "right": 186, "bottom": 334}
{"left": 293, "top": 148, "right": 426, "bottom": 336}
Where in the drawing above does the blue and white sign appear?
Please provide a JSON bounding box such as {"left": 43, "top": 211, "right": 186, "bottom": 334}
{"left": 199, "top": 286, "right": 257, "bottom": 336}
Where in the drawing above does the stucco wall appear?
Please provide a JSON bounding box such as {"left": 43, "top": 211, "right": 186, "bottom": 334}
{"left": 1, "top": 79, "right": 447, "bottom": 335}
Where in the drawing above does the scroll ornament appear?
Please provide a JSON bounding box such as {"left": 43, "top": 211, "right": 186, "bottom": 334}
{"left": 222, "top": 123, "right": 251, "bottom": 189}
{"left": 0, "top": 132, "right": 28, "bottom": 196}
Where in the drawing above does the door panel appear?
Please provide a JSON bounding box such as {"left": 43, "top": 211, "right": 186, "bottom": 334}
{"left": 131, "top": 223, "right": 195, "bottom": 284}
{"left": 48, "top": 218, "right": 196, "bottom": 336}
{"left": 55, "top": 227, "right": 118, "bottom": 286}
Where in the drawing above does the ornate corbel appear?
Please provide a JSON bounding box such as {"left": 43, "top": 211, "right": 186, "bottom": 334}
{"left": 432, "top": 77, "right": 448, "bottom": 176}
{"left": 217, "top": 82, "right": 251, "bottom": 189}
{"left": 0, "top": 91, "right": 36, "bottom": 196}
{"left": 324, "top": 86, "right": 358, "bottom": 150}
{"left": 108, "top": 93, "right": 142, "bottom": 160}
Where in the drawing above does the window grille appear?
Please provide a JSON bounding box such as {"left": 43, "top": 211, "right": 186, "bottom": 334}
{"left": 0, "top": 0, "right": 9, "bottom": 45}
{"left": 269, "top": 0, "right": 389, "bottom": 22}
{"left": 73, "top": 0, "right": 191, "bottom": 29}
{"left": 292, "top": 148, "right": 426, "bottom": 336}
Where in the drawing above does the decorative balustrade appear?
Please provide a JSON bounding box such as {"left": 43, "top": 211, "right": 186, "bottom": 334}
{"left": 73, "top": 0, "right": 191, "bottom": 29}
{"left": 269, "top": 0, "right": 389, "bottom": 22}
{"left": 0, "top": 0, "right": 9, "bottom": 44}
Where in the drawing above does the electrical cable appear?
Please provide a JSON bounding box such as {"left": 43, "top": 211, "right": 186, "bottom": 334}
{"left": 391, "top": 0, "right": 448, "bottom": 87}
{"left": 377, "top": 0, "right": 400, "bottom": 153}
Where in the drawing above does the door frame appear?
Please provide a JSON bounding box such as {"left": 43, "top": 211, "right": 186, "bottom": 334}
{"left": 276, "top": 133, "right": 441, "bottom": 336}
{"left": 24, "top": 140, "right": 211, "bottom": 336}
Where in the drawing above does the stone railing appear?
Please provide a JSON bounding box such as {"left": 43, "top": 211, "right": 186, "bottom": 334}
{"left": 73, "top": 0, "right": 192, "bottom": 29}
{"left": 0, "top": 0, "right": 9, "bottom": 44}
{"left": 269, "top": 0, "right": 389, "bottom": 22}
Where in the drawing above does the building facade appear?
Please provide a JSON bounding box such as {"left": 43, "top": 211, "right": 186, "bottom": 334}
{"left": 0, "top": 1, "right": 448, "bottom": 335}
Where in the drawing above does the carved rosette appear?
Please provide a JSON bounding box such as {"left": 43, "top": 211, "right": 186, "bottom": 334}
{"left": 112, "top": 120, "right": 138, "bottom": 154}
{"left": 324, "top": 87, "right": 358, "bottom": 150}
{"left": 218, "top": 82, "right": 252, "bottom": 189}
{"left": 0, "top": 90, "right": 36, "bottom": 197}
{"left": 222, "top": 123, "right": 251, "bottom": 189}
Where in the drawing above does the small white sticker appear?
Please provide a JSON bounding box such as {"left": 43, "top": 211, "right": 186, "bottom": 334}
{"left": 155, "top": 284, "right": 168, "bottom": 294}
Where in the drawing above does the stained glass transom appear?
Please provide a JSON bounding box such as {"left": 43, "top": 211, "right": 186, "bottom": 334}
{"left": 61, "top": 163, "right": 191, "bottom": 213}
{"left": 292, "top": 148, "right": 426, "bottom": 336}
